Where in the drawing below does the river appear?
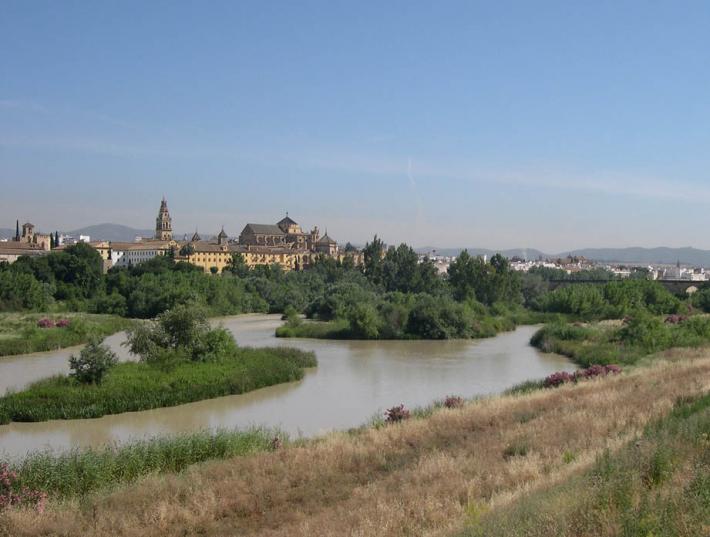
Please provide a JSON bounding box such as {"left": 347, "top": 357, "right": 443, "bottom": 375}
{"left": 0, "top": 314, "right": 572, "bottom": 458}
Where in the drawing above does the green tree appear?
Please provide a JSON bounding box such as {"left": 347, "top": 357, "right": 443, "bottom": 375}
{"left": 68, "top": 338, "right": 118, "bottom": 384}
{"left": 362, "top": 235, "right": 385, "bottom": 286}
{"left": 227, "top": 253, "right": 250, "bottom": 278}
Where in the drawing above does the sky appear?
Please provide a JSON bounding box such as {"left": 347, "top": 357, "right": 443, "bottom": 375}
{"left": 2, "top": 1, "right": 710, "bottom": 252}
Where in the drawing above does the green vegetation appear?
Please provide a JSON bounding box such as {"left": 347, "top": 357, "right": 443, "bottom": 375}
{"left": 0, "top": 312, "right": 133, "bottom": 357}
{"left": 6, "top": 428, "right": 283, "bottom": 499}
{"left": 2, "top": 235, "right": 702, "bottom": 346}
{"left": 0, "top": 347, "right": 315, "bottom": 423}
{"left": 531, "top": 312, "right": 710, "bottom": 367}
{"left": 68, "top": 339, "right": 118, "bottom": 384}
{"left": 0, "top": 305, "right": 316, "bottom": 423}
{"left": 462, "top": 392, "right": 710, "bottom": 537}
{"left": 533, "top": 278, "right": 682, "bottom": 319}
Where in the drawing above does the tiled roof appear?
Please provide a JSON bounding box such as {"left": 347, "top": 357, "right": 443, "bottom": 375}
{"left": 242, "top": 224, "right": 285, "bottom": 236}
{"left": 110, "top": 241, "right": 171, "bottom": 251}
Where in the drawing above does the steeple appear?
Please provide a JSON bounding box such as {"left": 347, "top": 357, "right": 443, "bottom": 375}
{"left": 155, "top": 198, "right": 173, "bottom": 240}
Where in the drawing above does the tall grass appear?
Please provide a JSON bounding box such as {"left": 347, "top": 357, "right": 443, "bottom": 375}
{"left": 0, "top": 313, "right": 133, "bottom": 357}
{"left": 462, "top": 392, "right": 710, "bottom": 537}
{"left": 0, "top": 346, "right": 316, "bottom": 423}
{"left": 7, "top": 428, "right": 282, "bottom": 499}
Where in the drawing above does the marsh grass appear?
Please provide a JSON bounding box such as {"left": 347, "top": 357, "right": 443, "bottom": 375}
{"left": 0, "top": 313, "right": 132, "bottom": 357}
{"left": 0, "top": 346, "right": 316, "bottom": 423}
{"left": 275, "top": 319, "right": 350, "bottom": 339}
{"left": 7, "top": 428, "right": 282, "bottom": 499}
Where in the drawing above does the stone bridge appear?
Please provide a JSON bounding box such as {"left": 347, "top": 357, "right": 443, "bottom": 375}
{"left": 547, "top": 279, "right": 708, "bottom": 295}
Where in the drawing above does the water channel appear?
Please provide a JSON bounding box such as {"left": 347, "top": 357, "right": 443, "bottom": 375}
{"left": 0, "top": 314, "right": 573, "bottom": 458}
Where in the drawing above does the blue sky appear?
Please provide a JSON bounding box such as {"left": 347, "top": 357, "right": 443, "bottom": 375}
{"left": 2, "top": 1, "right": 710, "bottom": 251}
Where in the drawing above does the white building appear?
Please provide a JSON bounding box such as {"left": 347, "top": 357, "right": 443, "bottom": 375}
{"left": 109, "top": 241, "right": 172, "bottom": 268}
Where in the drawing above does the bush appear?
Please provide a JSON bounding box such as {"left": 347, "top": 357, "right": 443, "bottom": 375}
{"left": 385, "top": 404, "right": 410, "bottom": 423}
{"left": 443, "top": 395, "right": 464, "bottom": 409}
{"left": 0, "top": 462, "right": 46, "bottom": 512}
{"left": 544, "top": 364, "right": 621, "bottom": 388}
{"left": 68, "top": 339, "right": 118, "bottom": 384}
{"left": 126, "top": 303, "right": 236, "bottom": 364}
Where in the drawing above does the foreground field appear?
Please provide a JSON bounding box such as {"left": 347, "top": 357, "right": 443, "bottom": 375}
{"left": 0, "top": 313, "right": 132, "bottom": 357}
{"left": 2, "top": 347, "right": 708, "bottom": 537}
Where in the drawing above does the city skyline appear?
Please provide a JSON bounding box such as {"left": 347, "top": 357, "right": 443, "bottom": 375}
{"left": 3, "top": 2, "right": 710, "bottom": 251}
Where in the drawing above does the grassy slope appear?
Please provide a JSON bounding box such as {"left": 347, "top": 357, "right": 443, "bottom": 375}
{"left": 0, "top": 347, "right": 316, "bottom": 423}
{"left": 462, "top": 393, "right": 710, "bottom": 537}
{"left": 0, "top": 313, "right": 133, "bottom": 357}
{"left": 3, "top": 348, "right": 708, "bottom": 537}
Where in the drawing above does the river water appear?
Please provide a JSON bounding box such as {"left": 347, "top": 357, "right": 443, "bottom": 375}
{"left": 0, "top": 314, "right": 572, "bottom": 458}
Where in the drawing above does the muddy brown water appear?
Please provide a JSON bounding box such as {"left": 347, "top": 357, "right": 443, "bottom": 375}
{"left": 0, "top": 314, "right": 572, "bottom": 458}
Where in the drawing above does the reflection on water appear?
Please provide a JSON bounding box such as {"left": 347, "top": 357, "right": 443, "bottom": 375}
{"left": 0, "top": 314, "right": 573, "bottom": 458}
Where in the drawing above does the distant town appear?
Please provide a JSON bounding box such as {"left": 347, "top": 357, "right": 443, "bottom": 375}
{"left": 2, "top": 198, "right": 710, "bottom": 282}
{"left": 0, "top": 198, "right": 359, "bottom": 272}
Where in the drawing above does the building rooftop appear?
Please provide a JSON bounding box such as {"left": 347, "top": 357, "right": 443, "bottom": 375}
{"left": 242, "top": 223, "right": 285, "bottom": 236}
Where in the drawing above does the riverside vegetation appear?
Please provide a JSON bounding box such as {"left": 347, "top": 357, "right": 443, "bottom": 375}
{"left": 1, "top": 345, "right": 708, "bottom": 536}
{"left": 0, "top": 313, "right": 132, "bottom": 357}
{"left": 3, "top": 237, "right": 705, "bottom": 343}
{"left": 0, "top": 305, "right": 316, "bottom": 423}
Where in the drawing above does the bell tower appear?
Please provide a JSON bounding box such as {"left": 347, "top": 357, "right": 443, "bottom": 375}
{"left": 155, "top": 197, "right": 173, "bottom": 240}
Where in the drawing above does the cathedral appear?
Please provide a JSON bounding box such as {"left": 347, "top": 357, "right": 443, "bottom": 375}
{"left": 93, "top": 198, "right": 359, "bottom": 273}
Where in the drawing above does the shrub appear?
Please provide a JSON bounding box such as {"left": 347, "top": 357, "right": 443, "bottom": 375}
{"left": 37, "top": 318, "right": 55, "bottom": 328}
{"left": 0, "top": 462, "right": 46, "bottom": 512}
{"left": 545, "top": 364, "right": 622, "bottom": 388}
{"left": 68, "top": 339, "right": 118, "bottom": 384}
{"left": 385, "top": 404, "right": 410, "bottom": 423}
{"left": 55, "top": 318, "right": 70, "bottom": 328}
{"left": 443, "top": 395, "right": 464, "bottom": 409}
{"left": 543, "top": 371, "right": 573, "bottom": 388}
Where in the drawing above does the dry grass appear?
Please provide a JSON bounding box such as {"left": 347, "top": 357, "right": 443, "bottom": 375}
{"left": 3, "top": 350, "right": 710, "bottom": 537}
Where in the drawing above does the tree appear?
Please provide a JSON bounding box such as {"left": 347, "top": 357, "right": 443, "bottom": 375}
{"left": 179, "top": 243, "right": 195, "bottom": 257}
{"left": 210, "top": 266, "right": 219, "bottom": 274}
{"left": 54, "top": 231, "right": 60, "bottom": 248}
{"left": 68, "top": 338, "right": 118, "bottom": 384}
{"left": 362, "top": 235, "right": 385, "bottom": 286}
{"left": 447, "top": 251, "right": 521, "bottom": 305}
{"left": 15, "top": 220, "right": 19, "bottom": 241}
{"left": 227, "top": 253, "right": 250, "bottom": 278}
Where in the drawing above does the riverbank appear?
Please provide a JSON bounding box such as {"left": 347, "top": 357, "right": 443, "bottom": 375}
{"left": 0, "top": 346, "right": 316, "bottom": 423}
{"left": 2, "top": 347, "right": 708, "bottom": 536}
{"left": 0, "top": 313, "right": 133, "bottom": 357}
{"left": 531, "top": 313, "right": 710, "bottom": 367}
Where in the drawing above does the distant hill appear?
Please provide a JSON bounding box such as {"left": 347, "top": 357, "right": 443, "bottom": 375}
{"left": 416, "top": 246, "right": 710, "bottom": 266}
{"left": 66, "top": 224, "right": 155, "bottom": 242}
{"left": 564, "top": 247, "right": 710, "bottom": 266}
{"left": 416, "top": 247, "right": 548, "bottom": 260}
{"left": 0, "top": 224, "right": 154, "bottom": 242}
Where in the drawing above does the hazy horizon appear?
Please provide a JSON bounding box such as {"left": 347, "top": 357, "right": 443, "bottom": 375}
{"left": 3, "top": 2, "right": 710, "bottom": 251}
